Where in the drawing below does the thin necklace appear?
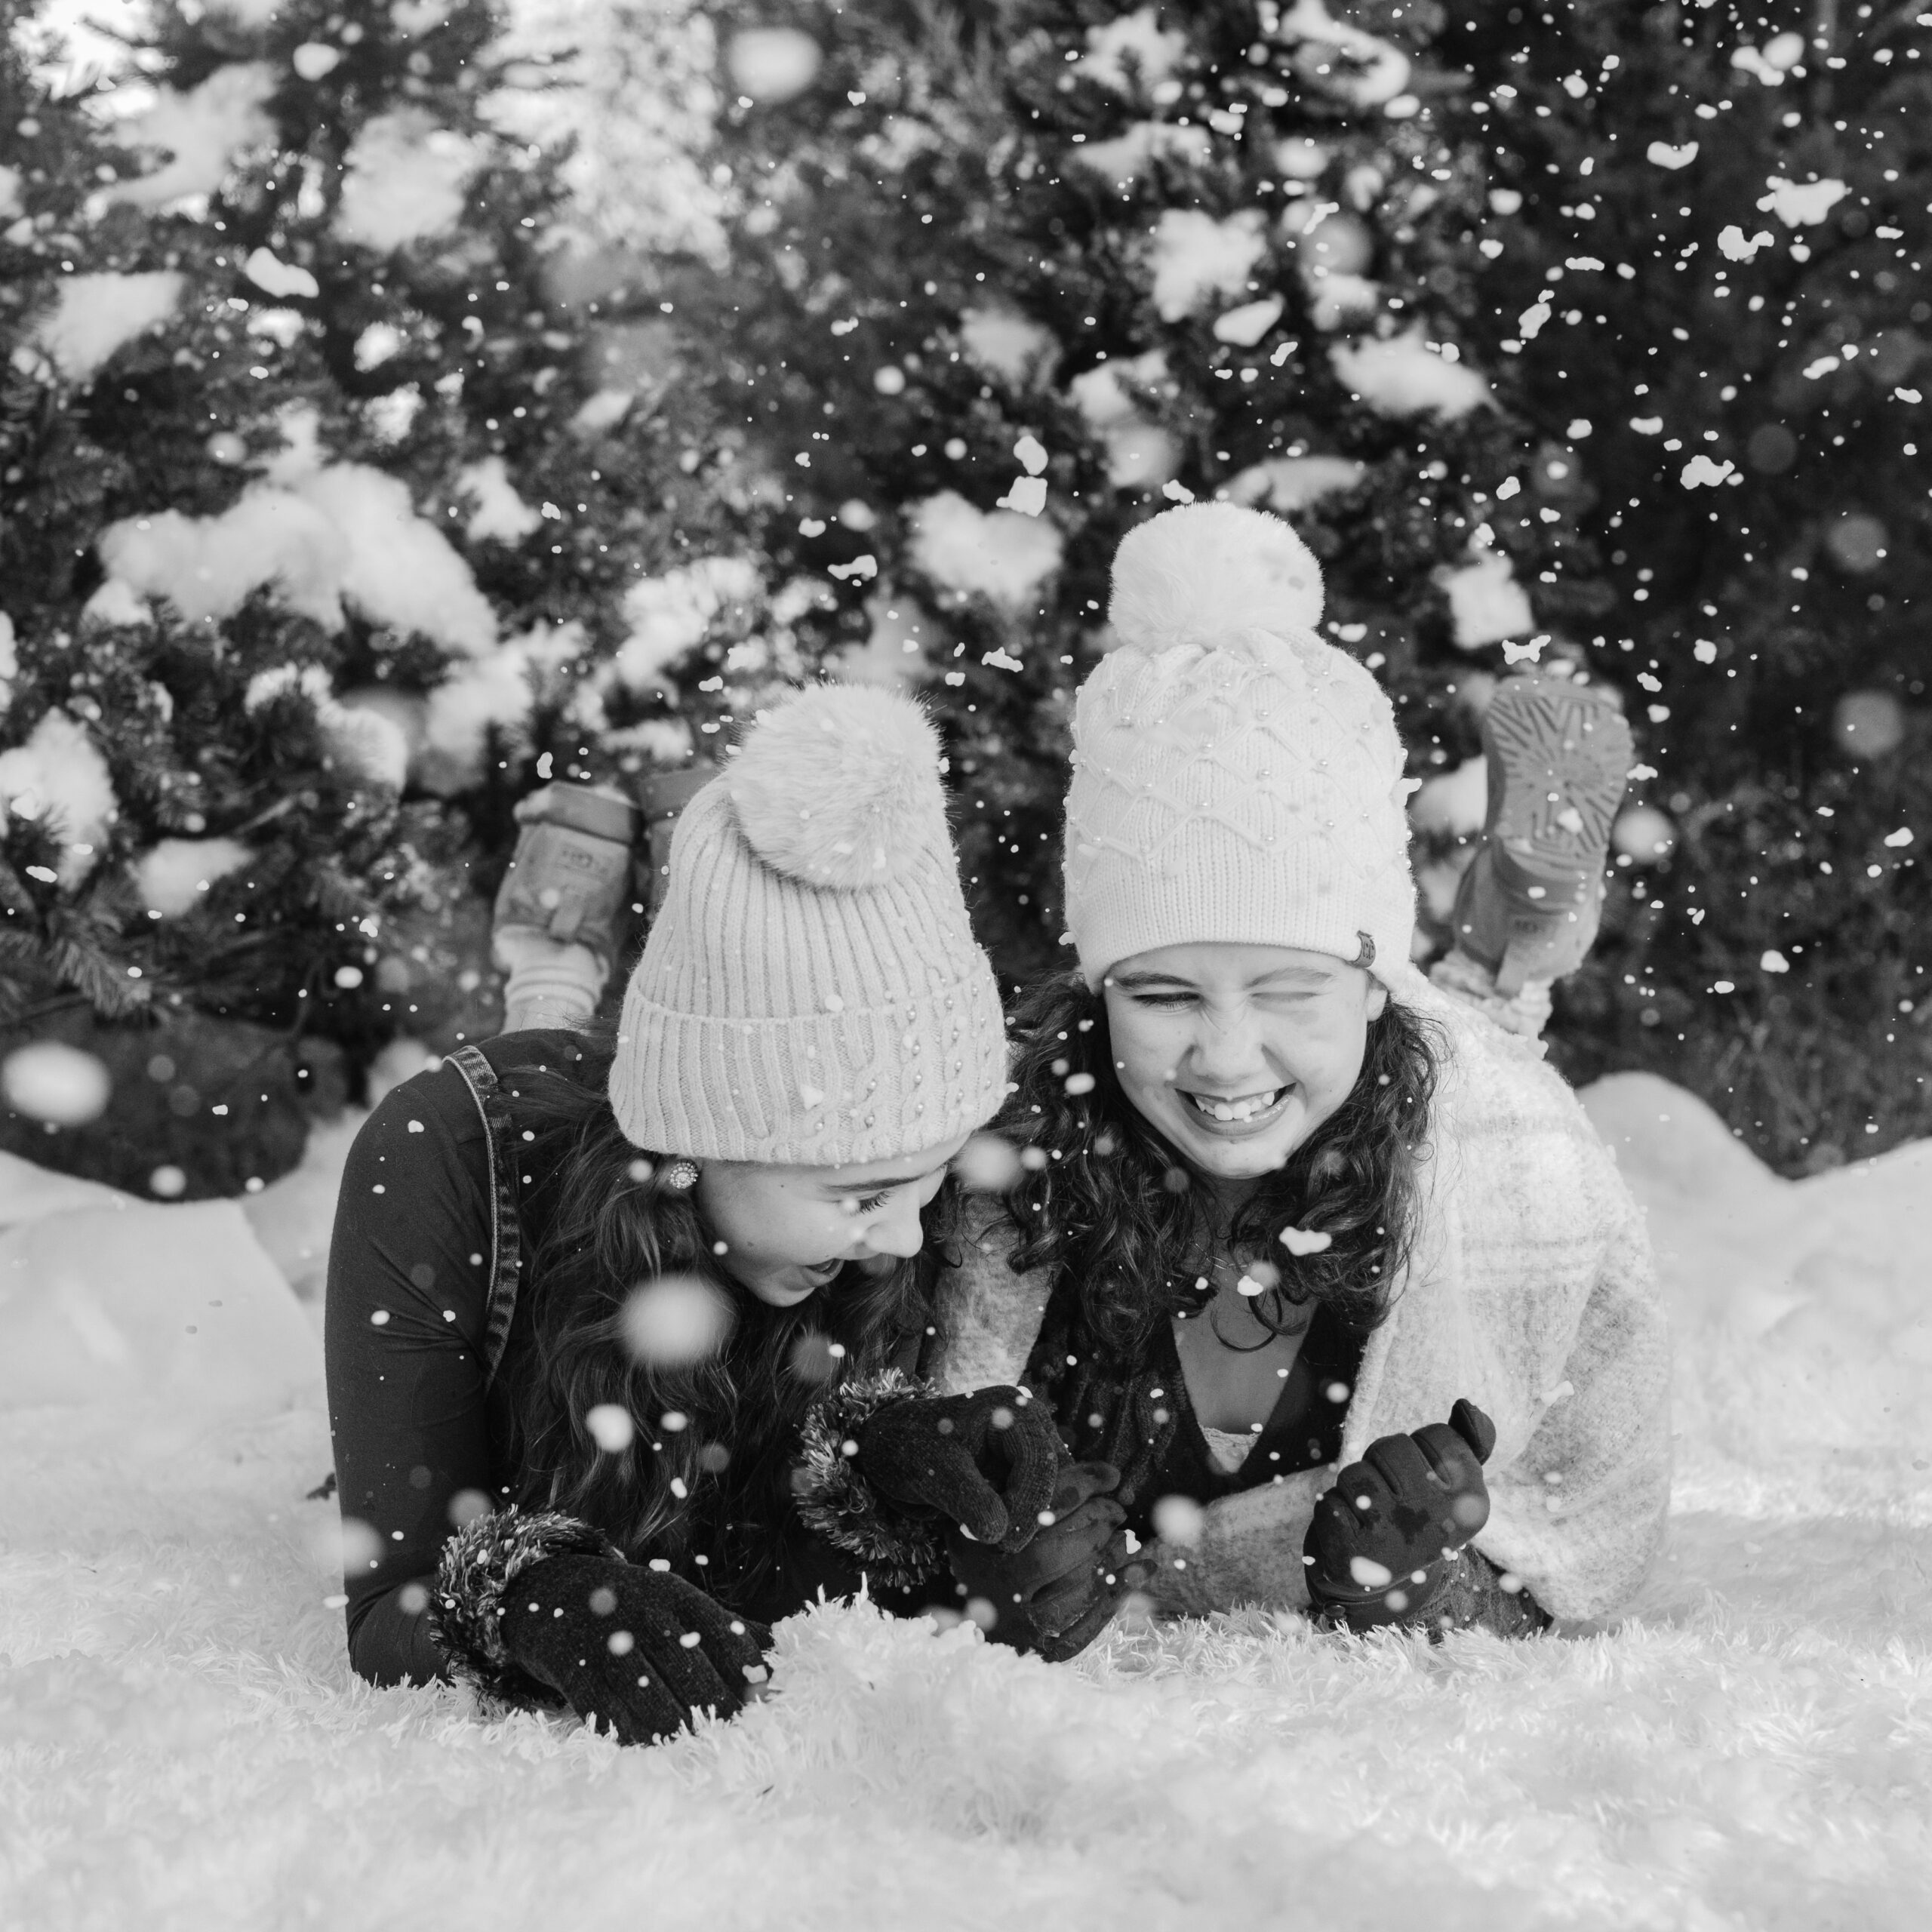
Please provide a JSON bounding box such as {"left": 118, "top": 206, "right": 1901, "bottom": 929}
{"left": 1171, "top": 1241, "right": 1311, "bottom": 1353}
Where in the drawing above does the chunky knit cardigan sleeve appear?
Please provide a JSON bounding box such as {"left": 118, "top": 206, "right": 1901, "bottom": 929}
{"left": 1336, "top": 986, "right": 1673, "bottom": 1623}
{"left": 931, "top": 984, "right": 1672, "bottom": 1627}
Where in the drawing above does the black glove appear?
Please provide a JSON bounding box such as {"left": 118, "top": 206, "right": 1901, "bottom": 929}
{"left": 1304, "top": 1398, "right": 1497, "bottom": 1632}
{"left": 856, "top": 1385, "right": 1063, "bottom": 1553}
{"left": 497, "top": 1555, "right": 772, "bottom": 1745}
{"left": 946, "top": 1461, "right": 1131, "bottom": 1660}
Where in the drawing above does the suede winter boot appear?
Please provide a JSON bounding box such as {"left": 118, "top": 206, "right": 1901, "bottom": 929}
{"left": 1439, "top": 673, "right": 1633, "bottom": 1004}
{"left": 493, "top": 782, "right": 638, "bottom": 1032}
{"left": 637, "top": 763, "right": 718, "bottom": 920}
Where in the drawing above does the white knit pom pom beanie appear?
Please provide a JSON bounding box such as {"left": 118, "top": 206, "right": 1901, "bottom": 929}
{"left": 1064, "top": 502, "right": 1419, "bottom": 992}
{"left": 609, "top": 684, "right": 1008, "bottom": 1166}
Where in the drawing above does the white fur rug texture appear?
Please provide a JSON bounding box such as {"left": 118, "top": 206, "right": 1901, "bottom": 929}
{"left": 2, "top": 1072, "right": 1929, "bottom": 1932}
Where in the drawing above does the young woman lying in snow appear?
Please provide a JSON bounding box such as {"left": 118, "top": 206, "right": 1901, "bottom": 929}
{"left": 323, "top": 683, "right": 1064, "bottom": 1744}
{"left": 797, "top": 505, "right": 1672, "bottom": 1652}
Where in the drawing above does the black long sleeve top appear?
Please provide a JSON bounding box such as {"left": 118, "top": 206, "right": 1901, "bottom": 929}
{"left": 324, "top": 1032, "right": 892, "bottom": 1688}
{"left": 323, "top": 1034, "right": 553, "bottom": 1687}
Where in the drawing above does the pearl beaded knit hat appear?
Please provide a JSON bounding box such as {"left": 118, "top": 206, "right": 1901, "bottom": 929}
{"left": 1064, "top": 503, "right": 1420, "bottom": 992}
{"left": 610, "top": 684, "right": 1008, "bottom": 1167}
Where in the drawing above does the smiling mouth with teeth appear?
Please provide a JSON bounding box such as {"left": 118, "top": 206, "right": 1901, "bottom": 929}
{"left": 1186, "top": 1088, "right": 1287, "bottom": 1124}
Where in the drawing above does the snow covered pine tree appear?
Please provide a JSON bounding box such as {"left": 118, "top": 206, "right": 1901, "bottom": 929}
{"left": 1441, "top": 2, "right": 1930, "bottom": 1168}
{"left": 697, "top": 0, "right": 1586, "bottom": 995}
{"left": 0, "top": 0, "right": 747, "bottom": 1195}
{"left": 695, "top": 0, "right": 1928, "bottom": 1168}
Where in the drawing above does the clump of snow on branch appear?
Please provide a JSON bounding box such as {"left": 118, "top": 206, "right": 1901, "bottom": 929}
{"left": 1331, "top": 328, "right": 1490, "bottom": 419}
{"left": 29, "top": 272, "right": 185, "bottom": 382}
{"left": 295, "top": 466, "right": 496, "bottom": 654}
{"left": 1146, "top": 209, "right": 1269, "bottom": 324}
{"left": 457, "top": 456, "right": 543, "bottom": 544}
{"left": 1075, "top": 8, "right": 1187, "bottom": 92}
{"left": 335, "top": 109, "right": 485, "bottom": 251}
{"left": 98, "top": 414, "right": 498, "bottom": 655}
{"left": 106, "top": 62, "right": 276, "bottom": 210}
{"left": 1275, "top": 0, "right": 1412, "bottom": 110}
{"left": 134, "top": 837, "right": 253, "bottom": 917}
{"left": 0, "top": 709, "right": 117, "bottom": 884}
{"left": 1438, "top": 548, "right": 1534, "bottom": 649}
{"left": 1070, "top": 122, "right": 1211, "bottom": 186}
{"left": 611, "top": 556, "right": 762, "bottom": 694}
{"left": 489, "top": 0, "right": 729, "bottom": 265}
{"left": 1069, "top": 352, "right": 1179, "bottom": 489}
{"left": 99, "top": 494, "right": 345, "bottom": 629}
{"left": 420, "top": 623, "right": 587, "bottom": 789}
{"left": 244, "top": 665, "right": 411, "bottom": 791}
{"left": 603, "top": 715, "right": 697, "bottom": 770}
{"left": 1226, "top": 455, "right": 1366, "bottom": 513}
{"left": 1213, "top": 297, "right": 1284, "bottom": 348}
{"left": 833, "top": 593, "right": 942, "bottom": 688}
{"left": 906, "top": 494, "right": 1063, "bottom": 611}
{"left": 958, "top": 307, "right": 1059, "bottom": 389}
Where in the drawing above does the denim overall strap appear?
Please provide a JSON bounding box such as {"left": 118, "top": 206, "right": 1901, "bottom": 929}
{"left": 446, "top": 1043, "right": 524, "bottom": 1389}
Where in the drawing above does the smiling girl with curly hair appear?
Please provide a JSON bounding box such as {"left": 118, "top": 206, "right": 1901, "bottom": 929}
{"left": 811, "top": 505, "right": 1672, "bottom": 1655}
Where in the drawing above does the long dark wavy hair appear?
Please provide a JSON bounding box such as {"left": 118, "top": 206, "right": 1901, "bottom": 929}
{"left": 500, "top": 1023, "right": 949, "bottom": 1597}
{"left": 998, "top": 972, "right": 1442, "bottom": 1363}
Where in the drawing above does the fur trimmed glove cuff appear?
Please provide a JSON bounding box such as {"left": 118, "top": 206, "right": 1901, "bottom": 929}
{"left": 795, "top": 1371, "right": 1066, "bottom": 1589}
{"left": 432, "top": 1508, "right": 774, "bottom": 1743}
{"left": 1424, "top": 1546, "right": 1553, "bottom": 1638}
{"left": 431, "top": 1506, "right": 620, "bottom": 1708}
{"left": 794, "top": 1369, "right": 946, "bottom": 1592}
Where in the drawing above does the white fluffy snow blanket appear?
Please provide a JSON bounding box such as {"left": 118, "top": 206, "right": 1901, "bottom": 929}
{"left": 3, "top": 1076, "right": 1930, "bottom": 1931}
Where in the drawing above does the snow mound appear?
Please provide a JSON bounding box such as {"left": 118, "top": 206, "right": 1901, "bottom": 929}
{"left": 1583, "top": 1072, "right": 1932, "bottom": 1453}
{"left": 0, "top": 1152, "right": 319, "bottom": 1414}
{"left": 1, "top": 1077, "right": 1929, "bottom": 1927}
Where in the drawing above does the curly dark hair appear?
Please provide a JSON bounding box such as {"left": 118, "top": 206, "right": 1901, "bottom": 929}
{"left": 498, "top": 1023, "right": 950, "bottom": 1598}
{"left": 996, "top": 973, "right": 1442, "bottom": 1364}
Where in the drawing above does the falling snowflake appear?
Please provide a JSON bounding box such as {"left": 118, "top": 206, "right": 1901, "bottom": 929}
{"left": 1680, "top": 455, "right": 1735, "bottom": 488}
{"left": 620, "top": 1275, "right": 735, "bottom": 1367}
{"left": 1, "top": 1042, "right": 112, "bottom": 1126}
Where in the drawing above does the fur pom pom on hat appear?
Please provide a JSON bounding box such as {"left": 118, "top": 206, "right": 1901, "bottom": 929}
{"left": 728, "top": 683, "right": 949, "bottom": 890}
{"left": 1066, "top": 503, "right": 1420, "bottom": 992}
{"left": 611, "top": 683, "right": 1008, "bottom": 1168}
{"left": 1109, "top": 500, "right": 1325, "bottom": 659}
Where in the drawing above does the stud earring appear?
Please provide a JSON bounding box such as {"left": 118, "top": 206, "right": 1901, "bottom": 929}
{"left": 662, "top": 1158, "right": 700, "bottom": 1191}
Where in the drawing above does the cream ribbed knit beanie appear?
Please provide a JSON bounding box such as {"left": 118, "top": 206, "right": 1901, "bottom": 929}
{"left": 609, "top": 684, "right": 1008, "bottom": 1167}
{"left": 1064, "top": 503, "right": 1419, "bottom": 991}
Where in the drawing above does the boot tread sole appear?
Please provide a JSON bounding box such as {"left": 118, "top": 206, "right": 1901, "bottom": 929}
{"left": 1481, "top": 681, "right": 1634, "bottom": 884}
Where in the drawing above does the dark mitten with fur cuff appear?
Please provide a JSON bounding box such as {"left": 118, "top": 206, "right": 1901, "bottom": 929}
{"left": 795, "top": 1370, "right": 1064, "bottom": 1588}
{"left": 432, "top": 1507, "right": 772, "bottom": 1744}
{"left": 945, "top": 1461, "right": 1130, "bottom": 1661}
{"left": 1304, "top": 1398, "right": 1524, "bottom": 1635}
